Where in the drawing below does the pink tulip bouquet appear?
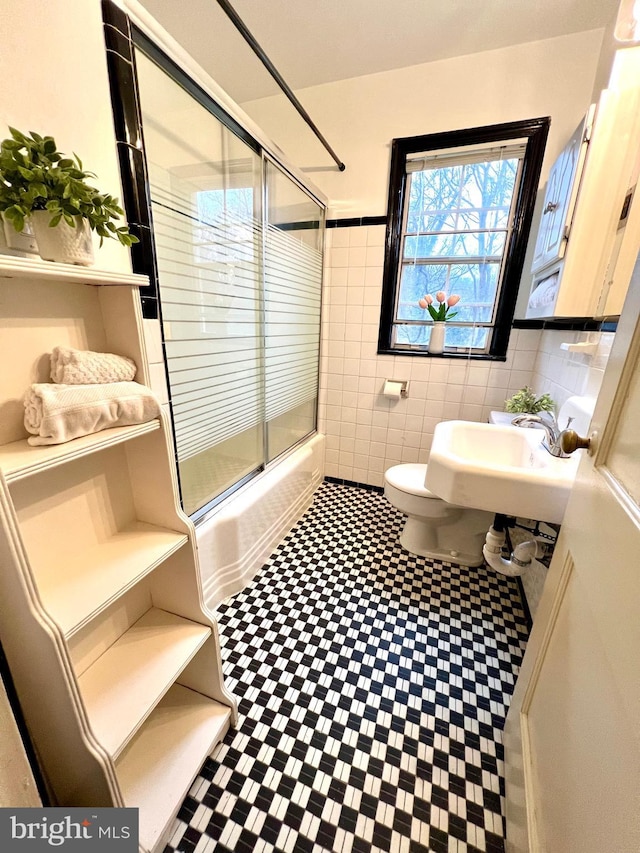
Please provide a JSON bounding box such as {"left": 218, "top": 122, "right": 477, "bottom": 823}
{"left": 418, "top": 291, "right": 461, "bottom": 321}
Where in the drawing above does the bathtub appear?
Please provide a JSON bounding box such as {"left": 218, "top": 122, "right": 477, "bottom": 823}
{"left": 196, "top": 433, "right": 325, "bottom": 609}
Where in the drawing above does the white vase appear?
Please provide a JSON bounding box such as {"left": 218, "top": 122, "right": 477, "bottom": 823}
{"left": 428, "top": 321, "right": 446, "bottom": 354}
{"left": 30, "top": 212, "right": 94, "bottom": 266}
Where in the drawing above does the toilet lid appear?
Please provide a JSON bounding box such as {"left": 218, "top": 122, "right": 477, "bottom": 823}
{"left": 385, "top": 463, "right": 439, "bottom": 498}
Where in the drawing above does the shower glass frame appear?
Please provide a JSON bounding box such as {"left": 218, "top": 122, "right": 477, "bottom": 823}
{"left": 108, "top": 23, "right": 324, "bottom": 521}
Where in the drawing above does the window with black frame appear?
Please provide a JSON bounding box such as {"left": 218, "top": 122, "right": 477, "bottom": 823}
{"left": 378, "top": 118, "right": 550, "bottom": 360}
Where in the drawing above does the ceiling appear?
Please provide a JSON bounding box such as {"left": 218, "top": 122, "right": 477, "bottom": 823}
{"left": 136, "top": 0, "right": 620, "bottom": 103}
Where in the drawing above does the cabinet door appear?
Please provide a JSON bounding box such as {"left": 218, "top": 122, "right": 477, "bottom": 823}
{"left": 531, "top": 106, "right": 595, "bottom": 274}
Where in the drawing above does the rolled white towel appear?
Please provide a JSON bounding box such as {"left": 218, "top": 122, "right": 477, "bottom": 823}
{"left": 24, "top": 382, "right": 160, "bottom": 446}
{"left": 50, "top": 346, "right": 137, "bottom": 385}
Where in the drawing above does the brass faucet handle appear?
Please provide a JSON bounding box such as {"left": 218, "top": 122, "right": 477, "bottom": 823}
{"left": 560, "top": 429, "right": 591, "bottom": 454}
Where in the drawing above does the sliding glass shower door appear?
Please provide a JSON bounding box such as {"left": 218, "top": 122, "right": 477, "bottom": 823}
{"left": 136, "top": 52, "right": 265, "bottom": 516}
{"left": 134, "top": 48, "right": 322, "bottom": 518}
{"left": 264, "top": 161, "right": 323, "bottom": 462}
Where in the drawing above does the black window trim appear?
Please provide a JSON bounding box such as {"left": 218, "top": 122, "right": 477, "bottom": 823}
{"left": 378, "top": 117, "right": 551, "bottom": 360}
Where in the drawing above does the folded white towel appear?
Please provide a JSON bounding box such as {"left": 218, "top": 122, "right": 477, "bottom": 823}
{"left": 24, "top": 382, "right": 160, "bottom": 446}
{"left": 50, "top": 346, "right": 137, "bottom": 385}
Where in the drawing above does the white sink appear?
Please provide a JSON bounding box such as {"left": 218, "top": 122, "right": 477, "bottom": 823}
{"left": 426, "top": 420, "right": 580, "bottom": 523}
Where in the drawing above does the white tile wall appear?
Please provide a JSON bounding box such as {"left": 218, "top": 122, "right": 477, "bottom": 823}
{"left": 319, "top": 224, "right": 547, "bottom": 487}
{"left": 529, "top": 329, "right": 615, "bottom": 411}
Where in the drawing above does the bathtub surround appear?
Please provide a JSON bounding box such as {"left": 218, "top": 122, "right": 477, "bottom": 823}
{"left": 165, "top": 482, "right": 529, "bottom": 853}
{"left": 197, "top": 434, "right": 325, "bottom": 611}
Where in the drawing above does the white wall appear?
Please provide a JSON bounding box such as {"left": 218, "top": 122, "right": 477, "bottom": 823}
{"left": 243, "top": 29, "right": 605, "bottom": 217}
{"left": 530, "top": 330, "right": 615, "bottom": 409}
{"left": 0, "top": 0, "right": 131, "bottom": 274}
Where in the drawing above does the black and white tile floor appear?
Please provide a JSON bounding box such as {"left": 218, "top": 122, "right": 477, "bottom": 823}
{"left": 164, "top": 482, "right": 529, "bottom": 853}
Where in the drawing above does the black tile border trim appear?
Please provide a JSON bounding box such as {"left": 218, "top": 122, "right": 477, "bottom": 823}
{"left": 326, "top": 216, "right": 388, "bottom": 229}
{"left": 513, "top": 317, "right": 619, "bottom": 332}
{"left": 101, "top": 0, "right": 129, "bottom": 36}
{"left": 104, "top": 23, "right": 132, "bottom": 60}
{"left": 274, "top": 220, "right": 321, "bottom": 232}
{"left": 324, "top": 476, "right": 384, "bottom": 494}
{"left": 101, "top": 0, "right": 160, "bottom": 319}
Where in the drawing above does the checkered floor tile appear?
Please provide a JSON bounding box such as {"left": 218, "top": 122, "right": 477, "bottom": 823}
{"left": 163, "top": 482, "right": 529, "bottom": 853}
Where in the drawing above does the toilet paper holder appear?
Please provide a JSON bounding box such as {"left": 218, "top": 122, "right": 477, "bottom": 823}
{"left": 383, "top": 379, "right": 408, "bottom": 398}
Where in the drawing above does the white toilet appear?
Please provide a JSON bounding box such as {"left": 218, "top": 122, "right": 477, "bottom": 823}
{"left": 384, "top": 463, "right": 493, "bottom": 566}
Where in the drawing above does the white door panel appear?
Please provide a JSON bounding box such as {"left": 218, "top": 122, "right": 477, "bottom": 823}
{"left": 505, "top": 253, "right": 640, "bottom": 852}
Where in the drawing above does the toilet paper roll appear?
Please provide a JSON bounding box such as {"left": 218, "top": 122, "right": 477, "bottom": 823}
{"left": 383, "top": 380, "right": 403, "bottom": 400}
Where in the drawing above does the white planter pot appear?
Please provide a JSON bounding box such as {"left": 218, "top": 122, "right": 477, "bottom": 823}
{"left": 428, "top": 321, "right": 446, "bottom": 354}
{"left": 30, "top": 212, "right": 94, "bottom": 266}
{"left": 0, "top": 214, "right": 39, "bottom": 256}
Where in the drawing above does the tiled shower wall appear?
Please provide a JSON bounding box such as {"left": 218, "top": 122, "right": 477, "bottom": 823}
{"left": 318, "top": 224, "right": 615, "bottom": 489}
{"left": 319, "top": 224, "right": 542, "bottom": 488}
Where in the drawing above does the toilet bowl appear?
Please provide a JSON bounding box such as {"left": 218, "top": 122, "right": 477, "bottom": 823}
{"left": 384, "top": 463, "right": 493, "bottom": 566}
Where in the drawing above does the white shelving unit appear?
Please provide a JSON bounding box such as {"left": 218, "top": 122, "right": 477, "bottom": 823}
{"left": 0, "top": 256, "right": 237, "bottom": 853}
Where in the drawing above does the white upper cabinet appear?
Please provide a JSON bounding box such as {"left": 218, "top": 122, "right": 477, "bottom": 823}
{"left": 530, "top": 106, "right": 594, "bottom": 276}
{"left": 526, "top": 47, "right": 640, "bottom": 319}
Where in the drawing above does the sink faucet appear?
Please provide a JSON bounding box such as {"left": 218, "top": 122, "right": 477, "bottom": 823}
{"left": 510, "top": 411, "right": 572, "bottom": 457}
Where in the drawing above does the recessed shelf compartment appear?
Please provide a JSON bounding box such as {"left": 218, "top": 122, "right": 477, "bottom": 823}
{"left": 38, "top": 522, "right": 188, "bottom": 637}
{"left": 116, "top": 683, "right": 231, "bottom": 853}
{"left": 0, "top": 254, "right": 149, "bottom": 287}
{"left": 0, "top": 421, "right": 161, "bottom": 483}
{"left": 78, "top": 608, "right": 211, "bottom": 759}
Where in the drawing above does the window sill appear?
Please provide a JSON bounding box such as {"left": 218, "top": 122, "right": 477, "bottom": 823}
{"left": 377, "top": 347, "right": 507, "bottom": 361}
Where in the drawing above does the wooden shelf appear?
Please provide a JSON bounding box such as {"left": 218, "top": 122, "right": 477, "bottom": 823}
{"left": 0, "top": 421, "right": 161, "bottom": 483}
{"left": 0, "top": 254, "right": 149, "bottom": 287}
{"left": 35, "top": 522, "right": 188, "bottom": 637}
{"left": 78, "top": 609, "right": 211, "bottom": 759}
{"left": 117, "top": 684, "right": 231, "bottom": 853}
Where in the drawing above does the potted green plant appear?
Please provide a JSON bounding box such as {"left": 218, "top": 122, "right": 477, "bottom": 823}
{"left": 0, "top": 127, "right": 137, "bottom": 265}
{"left": 505, "top": 386, "right": 555, "bottom": 414}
